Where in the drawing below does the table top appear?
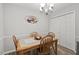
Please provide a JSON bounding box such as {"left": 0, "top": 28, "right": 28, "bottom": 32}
{"left": 18, "top": 38, "right": 40, "bottom": 48}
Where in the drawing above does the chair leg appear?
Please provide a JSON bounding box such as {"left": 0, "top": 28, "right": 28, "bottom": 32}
{"left": 55, "top": 41, "right": 57, "bottom": 55}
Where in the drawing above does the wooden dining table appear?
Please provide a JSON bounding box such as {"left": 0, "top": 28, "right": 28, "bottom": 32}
{"left": 17, "top": 38, "right": 58, "bottom": 54}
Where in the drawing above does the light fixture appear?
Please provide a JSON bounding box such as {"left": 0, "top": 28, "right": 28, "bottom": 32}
{"left": 25, "top": 16, "right": 38, "bottom": 24}
{"left": 40, "top": 3, "right": 54, "bottom": 15}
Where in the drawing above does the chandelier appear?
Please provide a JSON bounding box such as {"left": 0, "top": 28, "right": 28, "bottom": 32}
{"left": 40, "top": 3, "right": 54, "bottom": 15}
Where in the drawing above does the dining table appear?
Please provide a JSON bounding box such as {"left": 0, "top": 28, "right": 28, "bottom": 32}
{"left": 17, "top": 38, "right": 58, "bottom": 54}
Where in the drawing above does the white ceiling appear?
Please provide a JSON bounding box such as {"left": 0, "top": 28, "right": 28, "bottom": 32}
{"left": 4, "top": 3, "right": 78, "bottom": 15}
{"left": 4, "top": 3, "right": 74, "bottom": 11}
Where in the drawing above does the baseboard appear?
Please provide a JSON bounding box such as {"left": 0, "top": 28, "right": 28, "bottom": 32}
{"left": 58, "top": 44, "right": 76, "bottom": 53}
{"left": 3, "top": 49, "right": 15, "bottom": 55}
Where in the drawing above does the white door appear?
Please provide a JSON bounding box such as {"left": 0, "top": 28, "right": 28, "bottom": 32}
{"left": 49, "top": 12, "right": 75, "bottom": 52}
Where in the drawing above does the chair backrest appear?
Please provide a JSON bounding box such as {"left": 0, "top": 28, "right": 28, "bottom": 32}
{"left": 48, "top": 32, "right": 55, "bottom": 38}
{"left": 12, "top": 35, "right": 18, "bottom": 50}
{"left": 40, "top": 35, "right": 53, "bottom": 53}
{"left": 30, "top": 32, "right": 38, "bottom": 37}
{"left": 30, "top": 32, "right": 42, "bottom": 40}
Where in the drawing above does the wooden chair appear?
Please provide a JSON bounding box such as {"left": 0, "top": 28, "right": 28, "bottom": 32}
{"left": 13, "top": 35, "right": 20, "bottom": 54}
{"left": 38, "top": 35, "right": 57, "bottom": 55}
{"left": 13, "top": 35, "right": 30, "bottom": 55}
{"left": 48, "top": 32, "right": 55, "bottom": 38}
{"left": 48, "top": 32, "right": 58, "bottom": 54}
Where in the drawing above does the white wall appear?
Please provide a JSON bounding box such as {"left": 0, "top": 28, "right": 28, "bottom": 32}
{"left": 49, "top": 12, "right": 75, "bottom": 51}
{"left": 0, "top": 4, "right": 3, "bottom": 38}
{"left": 49, "top": 4, "right": 79, "bottom": 52}
{"left": 4, "top": 4, "right": 48, "bottom": 36}
{"left": 50, "top": 4, "right": 79, "bottom": 42}
{"left": 3, "top": 4, "right": 49, "bottom": 53}
{"left": 0, "top": 4, "right": 3, "bottom": 54}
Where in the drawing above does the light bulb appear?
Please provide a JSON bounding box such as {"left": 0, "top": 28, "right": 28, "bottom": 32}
{"left": 40, "top": 3, "right": 45, "bottom": 7}
{"left": 49, "top": 6, "right": 53, "bottom": 11}
{"left": 45, "top": 9, "right": 48, "bottom": 13}
{"left": 40, "top": 7, "right": 43, "bottom": 11}
{"left": 49, "top": 3, "right": 54, "bottom": 11}
{"left": 50, "top": 3, "right": 54, "bottom": 7}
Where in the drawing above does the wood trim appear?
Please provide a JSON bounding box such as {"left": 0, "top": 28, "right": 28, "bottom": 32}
{"left": 50, "top": 10, "right": 75, "bottom": 19}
